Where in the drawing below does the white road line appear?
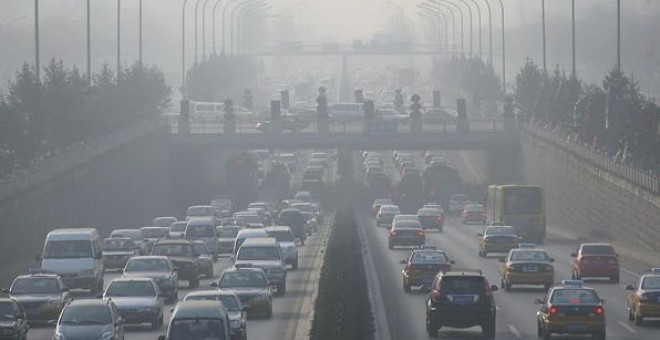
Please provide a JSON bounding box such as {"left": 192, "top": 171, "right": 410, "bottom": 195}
{"left": 507, "top": 324, "right": 522, "bottom": 338}
{"left": 495, "top": 305, "right": 501, "bottom": 311}
{"left": 617, "top": 320, "right": 637, "bottom": 333}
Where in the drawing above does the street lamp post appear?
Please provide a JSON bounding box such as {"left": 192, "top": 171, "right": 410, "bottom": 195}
{"left": 469, "top": 0, "right": 483, "bottom": 59}
{"left": 454, "top": 0, "right": 473, "bottom": 57}
{"left": 117, "top": 0, "right": 121, "bottom": 73}
{"left": 34, "top": 0, "right": 40, "bottom": 81}
{"left": 496, "top": 0, "right": 505, "bottom": 91}
{"left": 202, "top": 0, "right": 211, "bottom": 60}
{"left": 541, "top": 0, "right": 546, "bottom": 72}
{"left": 182, "top": 0, "right": 190, "bottom": 97}
{"left": 230, "top": 0, "right": 251, "bottom": 56}
{"left": 212, "top": 0, "right": 222, "bottom": 55}
{"left": 571, "top": 0, "right": 576, "bottom": 79}
{"left": 194, "top": 0, "right": 203, "bottom": 64}
{"left": 86, "top": 0, "right": 91, "bottom": 84}
{"left": 222, "top": 0, "right": 241, "bottom": 55}
{"left": 616, "top": 0, "right": 621, "bottom": 72}
{"left": 481, "top": 0, "right": 492, "bottom": 65}
{"left": 432, "top": 0, "right": 464, "bottom": 56}
{"left": 139, "top": 0, "right": 143, "bottom": 64}
{"left": 419, "top": 3, "right": 450, "bottom": 55}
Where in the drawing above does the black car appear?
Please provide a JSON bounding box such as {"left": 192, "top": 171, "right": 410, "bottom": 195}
{"left": 0, "top": 298, "right": 29, "bottom": 340}
{"left": 425, "top": 269, "right": 498, "bottom": 338}
{"left": 277, "top": 209, "right": 307, "bottom": 245}
{"left": 417, "top": 207, "right": 445, "bottom": 231}
{"left": 150, "top": 240, "right": 201, "bottom": 288}
{"left": 55, "top": 299, "right": 124, "bottom": 340}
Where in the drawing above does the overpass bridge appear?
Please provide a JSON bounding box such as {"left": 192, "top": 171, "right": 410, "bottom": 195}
{"left": 255, "top": 43, "right": 439, "bottom": 57}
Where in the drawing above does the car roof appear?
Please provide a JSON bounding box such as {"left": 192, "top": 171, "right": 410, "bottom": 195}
{"left": 46, "top": 228, "right": 98, "bottom": 240}
{"left": 111, "top": 229, "right": 142, "bottom": 234}
{"left": 108, "top": 277, "right": 155, "bottom": 284}
{"left": 440, "top": 269, "right": 484, "bottom": 277}
{"left": 184, "top": 290, "right": 239, "bottom": 299}
{"left": 240, "top": 237, "right": 279, "bottom": 246}
{"left": 171, "top": 301, "right": 227, "bottom": 319}
{"left": 236, "top": 228, "right": 266, "bottom": 236}
{"left": 128, "top": 256, "right": 170, "bottom": 261}
{"left": 68, "top": 299, "right": 111, "bottom": 307}
{"left": 14, "top": 273, "right": 61, "bottom": 280}
{"left": 140, "top": 226, "right": 168, "bottom": 230}
{"left": 154, "top": 239, "right": 193, "bottom": 245}
{"left": 265, "top": 226, "right": 292, "bottom": 232}
{"left": 580, "top": 243, "right": 613, "bottom": 247}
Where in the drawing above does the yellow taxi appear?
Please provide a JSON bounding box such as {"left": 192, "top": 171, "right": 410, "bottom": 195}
{"left": 399, "top": 246, "right": 454, "bottom": 292}
{"left": 499, "top": 245, "right": 554, "bottom": 291}
{"left": 478, "top": 225, "right": 520, "bottom": 257}
{"left": 536, "top": 280, "right": 606, "bottom": 340}
{"left": 626, "top": 267, "right": 660, "bottom": 325}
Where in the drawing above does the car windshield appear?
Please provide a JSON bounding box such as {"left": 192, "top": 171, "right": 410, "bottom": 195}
{"left": 380, "top": 206, "right": 399, "bottom": 213}
{"left": 291, "top": 204, "right": 314, "bottom": 213}
{"left": 394, "top": 221, "right": 421, "bottom": 229}
{"left": 43, "top": 240, "right": 93, "bottom": 259}
{"left": 186, "top": 225, "right": 215, "bottom": 238}
{"left": 185, "top": 295, "right": 240, "bottom": 311}
{"left": 581, "top": 245, "right": 616, "bottom": 255}
{"left": 642, "top": 277, "right": 660, "bottom": 290}
{"left": 11, "top": 278, "right": 60, "bottom": 294}
{"left": 267, "top": 230, "right": 294, "bottom": 242}
{"left": 485, "top": 227, "right": 516, "bottom": 236}
{"left": 103, "top": 238, "right": 136, "bottom": 251}
{"left": 0, "top": 303, "right": 17, "bottom": 320}
{"left": 187, "top": 207, "right": 213, "bottom": 216}
{"left": 152, "top": 244, "right": 194, "bottom": 257}
{"left": 153, "top": 218, "right": 176, "bottom": 228}
{"left": 237, "top": 246, "right": 280, "bottom": 261}
{"left": 411, "top": 251, "right": 448, "bottom": 264}
{"left": 169, "top": 318, "right": 228, "bottom": 340}
{"left": 465, "top": 205, "right": 484, "bottom": 212}
{"left": 440, "top": 277, "right": 485, "bottom": 295}
{"left": 509, "top": 250, "right": 550, "bottom": 262}
{"left": 418, "top": 209, "right": 440, "bottom": 216}
{"left": 194, "top": 243, "right": 209, "bottom": 255}
{"left": 219, "top": 272, "right": 268, "bottom": 288}
{"left": 105, "top": 280, "right": 156, "bottom": 297}
{"left": 550, "top": 289, "right": 599, "bottom": 305}
{"left": 60, "top": 305, "right": 113, "bottom": 325}
{"left": 171, "top": 223, "right": 187, "bottom": 232}
{"left": 141, "top": 228, "right": 167, "bottom": 238}
{"left": 217, "top": 227, "right": 239, "bottom": 238}
{"left": 125, "top": 259, "right": 170, "bottom": 272}
{"left": 236, "top": 215, "right": 262, "bottom": 225}
{"left": 112, "top": 231, "right": 142, "bottom": 241}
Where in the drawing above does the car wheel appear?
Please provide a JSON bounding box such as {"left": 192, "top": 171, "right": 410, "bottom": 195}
{"left": 537, "top": 322, "right": 543, "bottom": 338}
{"left": 292, "top": 258, "right": 299, "bottom": 270}
{"left": 403, "top": 279, "right": 411, "bottom": 293}
{"left": 279, "top": 283, "right": 287, "bottom": 296}
{"left": 634, "top": 309, "right": 644, "bottom": 325}
{"left": 425, "top": 315, "right": 439, "bottom": 338}
{"left": 593, "top": 331, "right": 606, "bottom": 340}
{"left": 611, "top": 274, "right": 619, "bottom": 283}
{"left": 189, "top": 278, "right": 199, "bottom": 289}
{"left": 628, "top": 308, "right": 634, "bottom": 321}
{"left": 542, "top": 326, "right": 552, "bottom": 340}
{"left": 482, "top": 317, "right": 495, "bottom": 339}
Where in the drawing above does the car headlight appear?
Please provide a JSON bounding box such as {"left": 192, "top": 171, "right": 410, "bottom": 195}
{"left": 229, "top": 320, "right": 242, "bottom": 329}
{"left": 99, "top": 331, "right": 114, "bottom": 340}
{"left": 80, "top": 269, "right": 95, "bottom": 276}
{"left": 54, "top": 332, "right": 68, "bottom": 340}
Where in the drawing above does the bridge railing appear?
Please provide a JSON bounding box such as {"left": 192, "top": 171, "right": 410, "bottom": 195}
{"left": 166, "top": 118, "right": 506, "bottom": 135}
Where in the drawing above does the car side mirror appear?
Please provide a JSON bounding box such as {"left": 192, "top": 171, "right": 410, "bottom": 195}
{"left": 35, "top": 254, "right": 42, "bottom": 261}
{"left": 477, "top": 233, "right": 483, "bottom": 237}
{"left": 210, "top": 282, "right": 218, "bottom": 288}
{"left": 399, "top": 260, "right": 407, "bottom": 265}
{"left": 549, "top": 258, "right": 555, "bottom": 262}
{"left": 498, "top": 257, "right": 505, "bottom": 263}
{"left": 116, "top": 317, "right": 124, "bottom": 325}
{"left": 0, "top": 288, "right": 8, "bottom": 294}
{"left": 600, "top": 299, "right": 607, "bottom": 305}
{"left": 230, "top": 255, "right": 236, "bottom": 262}
{"left": 534, "top": 298, "right": 545, "bottom": 304}
{"left": 449, "top": 260, "right": 455, "bottom": 265}
{"left": 490, "top": 285, "right": 498, "bottom": 292}
{"left": 625, "top": 284, "right": 635, "bottom": 291}
{"left": 570, "top": 253, "right": 577, "bottom": 257}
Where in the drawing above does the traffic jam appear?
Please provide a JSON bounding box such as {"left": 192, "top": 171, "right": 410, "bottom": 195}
{"left": 0, "top": 150, "right": 331, "bottom": 340}
{"left": 361, "top": 149, "right": 658, "bottom": 339}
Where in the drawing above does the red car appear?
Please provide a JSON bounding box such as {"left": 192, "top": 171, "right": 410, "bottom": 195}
{"left": 571, "top": 243, "right": 620, "bottom": 282}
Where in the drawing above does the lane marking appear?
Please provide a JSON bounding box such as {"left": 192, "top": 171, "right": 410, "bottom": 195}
{"left": 617, "top": 320, "right": 637, "bottom": 333}
{"left": 507, "top": 324, "right": 522, "bottom": 338}
{"left": 495, "top": 305, "right": 501, "bottom": 311}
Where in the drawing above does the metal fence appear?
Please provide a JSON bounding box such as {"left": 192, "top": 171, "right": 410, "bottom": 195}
{"left": 0, "top": 118, "right": 168, "bottom": 203}
{"left": 523, "top": 124, "right": 659, "bottom": 195}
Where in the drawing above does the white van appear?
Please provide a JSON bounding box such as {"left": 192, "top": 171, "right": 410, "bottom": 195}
{"left": 233, "top": 228, "right": 267, "bottom": 254}
{"left": 38, "top": 228, "right": 104, "bottom": 293}
{"left": 185, "top": 217, "right": 218, "bottom": 261}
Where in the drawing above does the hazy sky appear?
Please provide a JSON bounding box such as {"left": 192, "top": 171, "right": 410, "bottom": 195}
{"left": 1, "top": 0, "right": 659, "bottom": 95}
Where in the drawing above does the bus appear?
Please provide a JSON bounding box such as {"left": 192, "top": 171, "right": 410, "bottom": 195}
{"left": 486, "top": 185, "right": 546, "bottom": 243}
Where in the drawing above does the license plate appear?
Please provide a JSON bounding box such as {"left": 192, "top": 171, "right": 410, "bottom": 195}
{"left": 523, "top": 265, "right": 538, "bottom": 273}
{"left": 452, "top": 296, "right": 473, "bottom": 305}
{"left": 567, "top": 324, "right": 587, "bottom": 331}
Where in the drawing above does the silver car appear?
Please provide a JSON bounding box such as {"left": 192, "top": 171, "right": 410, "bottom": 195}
{"left": 184, "top": 291, "right": 247, "bottom": 340}
{"left": 103, "top": 277, "right": 164, "bottom": 329}
{"left": 265, "top": 226, "right": 299, "bottom": 270}
{"left": 122, "top": 256, "right": 179, "bottom": 303}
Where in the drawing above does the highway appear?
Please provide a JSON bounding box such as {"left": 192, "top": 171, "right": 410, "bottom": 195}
{"left": 359, "top": 151, "right": 658, "bottom": 340}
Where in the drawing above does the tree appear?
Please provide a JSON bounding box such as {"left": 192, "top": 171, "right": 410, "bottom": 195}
{"left": 514, "top": 59, "right": 546, "bottom": 122}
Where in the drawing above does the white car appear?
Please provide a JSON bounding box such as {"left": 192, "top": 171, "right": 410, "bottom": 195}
{"left": 265, "top": 226, "right": 299, "bottom": 270}
{"left": 103, "top": 277, "right": 164, "bottom": 329}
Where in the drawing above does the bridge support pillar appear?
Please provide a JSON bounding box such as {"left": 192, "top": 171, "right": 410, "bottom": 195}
{"left": 456, "top": 98, "right": 470, "bottom": 133}
{"left": 411, "top": 118, "right": 423, "bottom": 133}
{"left": 179, "top": 100, "right": 190, "bottom": 134}
{"left": 337, "top": 147, "right": 352, "bottom": 183}
{"left": 223, "top": 119, "right": 236, "bottom": 134}
{"left": 317, "top": 120, "right": 329, "bottom": 133}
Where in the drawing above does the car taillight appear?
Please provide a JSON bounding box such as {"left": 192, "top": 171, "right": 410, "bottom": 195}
{"left": 639, "top": 293, "right": 649, "bottom": 302}
{"left": 594, "top": 307, "right": 604, "bottom": 315}
{"left": 418, "top": 231, "right": 425, "bottom": 237}
{"left": 436, "top": 217, "right": 443, "bottom": 223}
{"left": 390, "top": 230, "right": 397, "bottom": 236}
{"left": 607, "top": 258, "right": 618, "bottom": 265}
{"left": 431, "top": 289, "right": 441, "bottom": 302}
{"left": 543, "top": 265, "right": 554, "bottom": 272}
{"left": 505, "top": 265, "right": 513, "bottom": 272}
{"left": 549, "top": 307, "right": 559, "bottom": 315}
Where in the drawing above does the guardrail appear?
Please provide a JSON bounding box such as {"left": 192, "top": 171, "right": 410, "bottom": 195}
{"left": 0, "top": 118, "right": 168, "bottom": 203}
{"left": 523, "top": 124, "right": 659, "bottom": 195}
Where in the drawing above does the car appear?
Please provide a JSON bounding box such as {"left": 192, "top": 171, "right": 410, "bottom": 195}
{"left": 185, "top": 217, "right": 219, "bottom": 261}
{"left": 158, "top": 300, "right": 232, "bottom": 340}
{"left": 462, "top": 204, "right": 486, "bottom": 225}
{"left": 212, "top": 268, "right": 273, "bottom": 318}
{"left": 211, "top": 197, "right": 235, "bottom": 218}
{"left": 233, "top": 211, "right": 263, "bottom": 227}
{"left": 417, "top": 207, "right": 445, "bottom": 231}
{"left": 372, "top": 198, "right": 394, "bottom": 217}
{"left": 425, "top": 268, "right": 498, "bottom": 338}
{"left": 140, "top": 227, "right": 169, "bottom": 254}
{"left": 499, "top": 248, "right": 555, "bottom": 291}
{"left": 185, "top": 205, "right": 215, "bottom": 221}
{"left": 626, "top": 267, "right": 660, "bottom": 325}
{"left": 449, "top": 194, "right": 468, "bottom": 213}
{"left": 376, "top": 205, "right": 401, "bottom": 227}
{"left": 245, "top": 207, "right": 269, "bottom": 225}
{"left": 536, "top": 280, "right": 606, "bottom": 340}
{"left": 293, "top": 191, "right": 314, "bottom": 203}
{"left": 247, "top": 202, "right": 273, "bottom": 221}
{"left": 192, "top": 241, "right": 214, "bottom": 278}
{"left": 110, "top": 229, "right": 148, "bottom": 255}
{"left": 478, "top": 225, "right": 520, "bottom": 257}
{"left": 102, "top": 237, "right": 139, "bottom": 271}
{"left": 0, "top": 298, "right": 29, "bottom": 339}
{"left": 169, "top": 222, "right": 188, "bottom": 239}
{"left": 265, "top": 226, "right": 299, "bottom": 270}
{"left": 289, "top": 202, "right": 321, "bottom": 232}
{"left": 150, "top": 240, "right": 201, "bottom": 288}
{"left": 103, "top": 278, "right": 164, "bottom": 329}
{"left": 217, "top": 226, "right": 241, "bottom": 254}
{"left": 3, "top": 273, "right": 70, "bottom": 322}
{"left": 277, "top": 209, "right": 307, "bottom": 245}
{"left": 152, "top": 217, "right": 177, "bottom": 229}
{"left": 389, "top": 220, "right": 425, "bottom": 250}
{"left": 233, "top": 228, "right": 267, "bottom": 255}
{"left": 392, "top": 214, "right": 419, "bottom": 225}
{"left": 183, "top": 291, "right": 247, "bottom": 340}
{"left": 570, "top": 243, "right": 620, "bottom": 283}
{"left": 54, "top": 299, "right": 124, "bottom": 340}
{"left": 400, "top": 249, "right": 454, "bottom": 292}
{"left": 329, "top": 102, "right": 363, "bottom": 122}
{"left": 424, "top": 151, "right": 445, "bottom": 164}
{"left": 232, "top": 238, "right": 287, "bottom": 295}
{"left": 310, "top": 152, "right": 329, "bottom": 165}
{"left": 122, "top": 256, "right": 178, "bottom": 303}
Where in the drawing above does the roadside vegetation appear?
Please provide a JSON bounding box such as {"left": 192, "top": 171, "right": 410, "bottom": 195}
{"left": 186, "top": 55, "right": 259, "bottom": 102}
